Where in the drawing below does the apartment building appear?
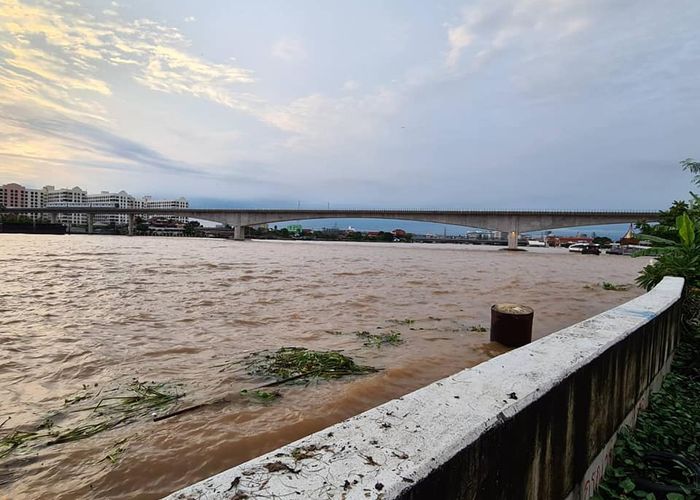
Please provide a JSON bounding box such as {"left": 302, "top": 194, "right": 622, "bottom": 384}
{"left": 1, "top": 182, "right": 190, "bottom": 226}
{"left": 1, "top": 183, "right": 45, "bottom": 220}
{"left": 142, "top": 196, "right": 189, "bottom": 222}
{"left": 43, "top": 186, "right": 88, "bottom": 225}
{"left": 86, "top": 190, "right": 144, "bottom": 225}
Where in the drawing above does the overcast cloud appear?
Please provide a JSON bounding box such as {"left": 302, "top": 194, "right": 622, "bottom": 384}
{"left": 0, "top": 0, "right": 698, "bottom": 209}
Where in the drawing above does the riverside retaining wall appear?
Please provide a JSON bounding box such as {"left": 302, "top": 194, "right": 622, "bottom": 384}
{"left": 167, "top": 276, "right": 684, "bottom": 500}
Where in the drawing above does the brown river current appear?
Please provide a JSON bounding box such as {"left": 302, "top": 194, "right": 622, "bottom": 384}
{"left": 0, "top": 235, "right": 648, "bottom": 499}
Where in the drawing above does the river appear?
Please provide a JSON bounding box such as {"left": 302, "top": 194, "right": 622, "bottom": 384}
{"left": 0, "top": 235, "right": 648, "bottom": 499}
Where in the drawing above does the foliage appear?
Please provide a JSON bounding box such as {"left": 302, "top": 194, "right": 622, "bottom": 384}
{"left": 602, "top": 282, "right": 631, "bottom": 291}
{"left": 593, "top": 236, "right": 613, "bottom": 246}
{"left": 239, "top": 389, "right": 281, "bottom": 403}
{"left": 0, "top": 380, "right": 183, "bottom": 459}
{"left": 0, "top": 214, "right": 34, "bottom": 224}
{"left": 355, "top": 330, "right": 403, "bottom": 347}
{"left": 594, "top": 300, "right": 700, "bottom": 499}
{"left": 468, "top": 325, "right": 488, "bottom": 332}
{"left": 244, "top": 347, "right": 377, "bottom": 383}
{"left": 635, "top": 213, "right": 700, "bottom": 291}
{"left": 681, "top": 158, "right": 700, "bottom": 187}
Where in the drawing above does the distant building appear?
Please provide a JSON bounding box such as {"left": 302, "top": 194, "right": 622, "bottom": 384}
{"left": 86, "top": 190, "right": 142, "bottom": 225}
{"left": 0, "top": 183, "right": 44, "bottom": 220}
{"left": 43, "top": 185, "right": 87, "bottom": 225}
{"left": 142, "top": 196, "right": 189, "bottom": 222}
{"left": 2, "top": 182, "right": 190, "bottom": 226}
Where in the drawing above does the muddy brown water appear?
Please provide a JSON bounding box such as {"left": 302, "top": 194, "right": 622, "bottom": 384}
{"left": 0, "top": 235, "right": 647, "bottom": 499}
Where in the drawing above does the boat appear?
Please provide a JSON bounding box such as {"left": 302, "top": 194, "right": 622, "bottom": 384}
{"left": 568, "top": 243, "right": 598, "bottom": 253}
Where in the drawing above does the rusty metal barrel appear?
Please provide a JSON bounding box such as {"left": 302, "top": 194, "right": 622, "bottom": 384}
{"left": 490, "top": 303, "right": 534, "bottom": 347}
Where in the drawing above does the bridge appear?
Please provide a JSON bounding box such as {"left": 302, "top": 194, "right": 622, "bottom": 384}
{"left": 1, "top": 207, "right": 659, "bottom": 249}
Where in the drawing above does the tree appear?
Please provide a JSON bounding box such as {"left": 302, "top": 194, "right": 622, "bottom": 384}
{"left": 681, "top": 158, "right": 700, "bottom": 186}
{"left": 636, "top": 213, "right": 700, "bottom": 291}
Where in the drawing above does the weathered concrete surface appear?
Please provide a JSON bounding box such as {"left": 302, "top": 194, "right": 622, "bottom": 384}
{"left": 165, "top": 277, "right": 683, "bottom": 500}
{"left": 4, "top": 207, "right": 659, "bottom": 234}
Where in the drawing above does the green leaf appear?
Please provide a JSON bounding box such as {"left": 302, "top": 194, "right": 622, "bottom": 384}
{"left": 676, "top": 213, "right": 695, "bottom": 247}
{"left": 620, "top": 478, "right": 636, "bottom": 493}
{"left": 666, "top": 493, "right": 685, "bottom": 500}
{"left": 638, "top": 233, "right": 678, "bottom": 246}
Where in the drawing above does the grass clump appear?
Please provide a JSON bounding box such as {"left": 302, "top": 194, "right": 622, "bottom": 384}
{"left": 602, "top": 282, "right": 631, "bottom": 291}
{"left": 240, "top": 389, "right": 281, "bottom": 403}
{"left": 355, "top": 330, "right": 403, "bottom": 348}
{"left": 245, "top": 347, "right": 377, "bottom": 383}
{"left": 0, "top": 431, "right": 41, "bottom": 459}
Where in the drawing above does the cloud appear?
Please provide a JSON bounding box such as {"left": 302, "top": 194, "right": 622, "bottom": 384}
{"left": 0, "top": 0, "right": 257, "bottom": 119}
{"left": 0, "top": 109, "right": 203, "bottom": 176}
{"left": 444, "top": 0, "right": 591, "bottom": 71}
{"left": 342, "top": 80, "right": 359, "bottom": 92}
{"left": 271, "top": 38, "right": 307, "bottom": 62}
{"left": 446, "top": 25, "right": 473, "bottom": 69}
{"left": 260, "top": 89, "right": 401, "bottom": 152}
{"left": 184, "top": 16, "right": 196, "bottom": 23}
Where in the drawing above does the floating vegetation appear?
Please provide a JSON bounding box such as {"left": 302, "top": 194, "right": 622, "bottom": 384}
{"left": 602, "top": 282, "right": 631, "bottom": 291}
{"left": 0, "top": 380, "right": 184, "bottom": 460}
{"left": 103, "top": 438, "right": 128, "bottom": 465}
{"left": 468, "top": 325, "right": 488, "bottom": 333}
{"left": 245, "top": 347, "right": 377, "bottom": 384}
{"left": 240, "top": 389, "right": 281, "bottom": 403}
{"left": 0, "top": 431, "right": 42, "bottom": 460}
{"left": 356, "top": 330, "right": 403, "bottom": 348}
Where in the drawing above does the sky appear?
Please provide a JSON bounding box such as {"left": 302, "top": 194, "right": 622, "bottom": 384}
{"left": 1, "top": 0, "right": 699, "bottom": 211}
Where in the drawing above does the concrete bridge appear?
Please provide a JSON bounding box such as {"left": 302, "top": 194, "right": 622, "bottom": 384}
{"left": 1, "top": 207, "right": 659, "bottom": 249}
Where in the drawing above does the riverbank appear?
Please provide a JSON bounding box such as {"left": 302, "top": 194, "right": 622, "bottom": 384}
{"left": 595, "top": 294, "right": 700, "bottom": 499}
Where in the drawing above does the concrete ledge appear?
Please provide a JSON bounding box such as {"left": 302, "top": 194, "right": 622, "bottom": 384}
{"left": 166, "top": 277, "right": 684, "bottom": 500}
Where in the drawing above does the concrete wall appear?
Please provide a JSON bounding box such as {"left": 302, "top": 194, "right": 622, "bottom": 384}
{"left": 165, "top": 277, "right": 683, "bottom": 500}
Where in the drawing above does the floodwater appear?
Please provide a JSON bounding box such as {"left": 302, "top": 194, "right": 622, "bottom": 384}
{"left": 0, "top": 235, "right": 647, "bottom": 499}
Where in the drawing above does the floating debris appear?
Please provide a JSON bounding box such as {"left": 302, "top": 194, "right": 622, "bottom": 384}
{"left": 0, "top": 431, "right": 41, "bottom": 460}
{"left": 468, "top": 325, "right": 488, "bottom": 333}
{"left": 355, "top": 330, "right": 403, "bottom": 348}
{"left": 103, "top": 438, "right": 129, "bottom": 465}
{"left": 0, "top": 380, "right": 184, "bottom": 459}
{"left": 602, "top": 282, "right": 630, "bottom": 291}
{"left": 240, "top": 389, "right": 281, "bottom": 403}
{"left": 245, "top": 347, "right": 377, "bottom": 384}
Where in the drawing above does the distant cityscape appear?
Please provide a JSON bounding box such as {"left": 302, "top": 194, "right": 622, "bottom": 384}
{"left": 0, "top": 182, "right": 189, "bottom": 226}
{"left": 1, "top": 181, "right": 636, "bottom": 244}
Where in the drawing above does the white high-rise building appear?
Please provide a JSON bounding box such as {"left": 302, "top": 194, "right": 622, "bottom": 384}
{"left": 2, "top": 182, "right": 191, "bottom": 226}
{"left": 142, "top": 196, "right": 189, "bottom": 222}
{"left": 43, "top": 186, "right": 88, "bottom": 225}
{"left": 86, "top": 190, "right": 143, "bottom": 225}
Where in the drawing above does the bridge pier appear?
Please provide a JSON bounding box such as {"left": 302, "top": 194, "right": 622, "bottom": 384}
{"left": 50, "top": 213, "right": 58, "bottom": 224}
{"left": 507, "top": 231, "right": 519, "bottom": 250}
{"left": 87, "top": 214, "right": 94, "bottom": 234}
{"left": 128, "top": 214, "right": 135, "bottom": 236}
{"left": 234, "top": 225, "right": 245, "bottom": 241}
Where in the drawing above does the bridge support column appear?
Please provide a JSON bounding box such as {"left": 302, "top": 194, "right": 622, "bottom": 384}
{"left": 234, "top": 225, "right": 245, "bottom": 241}
{"left": 50, "top": 213, "right": 58, "bottom": 224}
{"left": 507, "top": 231, "right": 519, "bottom": 250}
{"left": 128, "top": 214, "right": 135, "bottom": 236}
{"left": 87, "top": 214, "right": 94, "bottom": 234}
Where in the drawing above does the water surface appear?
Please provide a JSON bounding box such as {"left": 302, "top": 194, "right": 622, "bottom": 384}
{"left": 0, "top": 235, "right": 647, "bottom": 498}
